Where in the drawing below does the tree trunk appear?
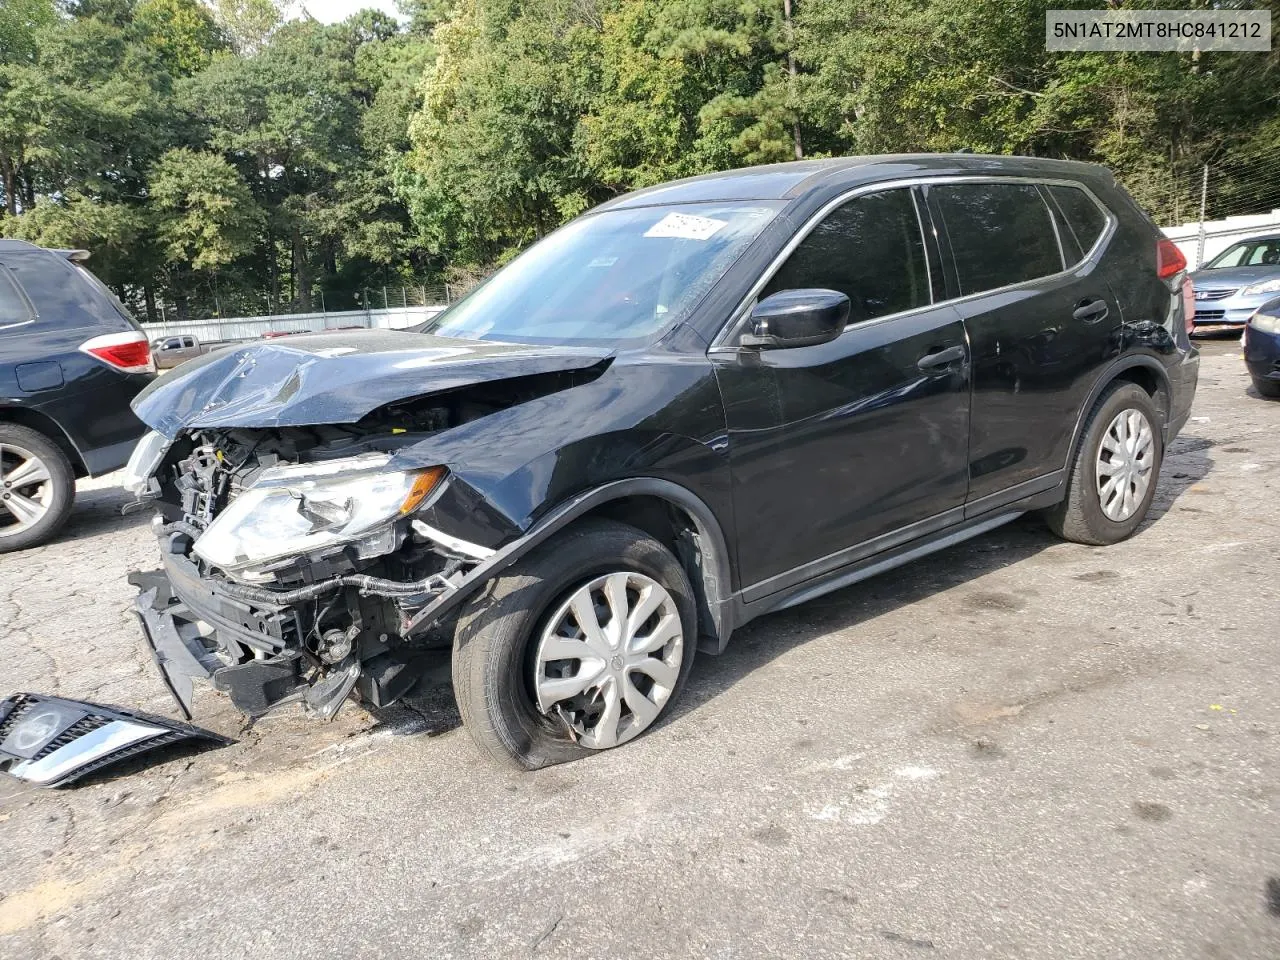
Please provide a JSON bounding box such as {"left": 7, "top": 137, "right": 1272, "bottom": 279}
{"left": 143, "top": 285, "right": 158, "bottom": 324}
{"left": 267, "top": 234, "right": 279, "bottom": 314}
{"left": 290, "top": 227, "right": 311, "bottom": 311}
{"left": 783, "top": 0, "right": 803, "bottom": 159}
{"left": 0, "top": 156, "right": 15, "bottom": 217}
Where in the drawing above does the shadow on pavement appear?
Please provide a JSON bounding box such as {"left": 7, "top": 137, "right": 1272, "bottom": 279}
{"left": 675, "top": 445, "right": 1214, "bottom": 723}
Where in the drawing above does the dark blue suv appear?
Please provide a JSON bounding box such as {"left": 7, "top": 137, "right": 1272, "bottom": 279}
{"left": 0, "top": 240, "right": 154, "bottom": 551}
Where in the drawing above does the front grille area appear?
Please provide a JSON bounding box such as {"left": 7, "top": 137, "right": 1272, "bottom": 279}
{"left": 1195, "top": 288, "right": 1237, "bottom": 301}
{"left": 0, "top": 696, "right": 30, "bottom": 741}
{"left": 1194, "top": 309, "right": 1227, "bottom": 321}
{"left": 32, "top": 715, "right": 110, "bottom": 761}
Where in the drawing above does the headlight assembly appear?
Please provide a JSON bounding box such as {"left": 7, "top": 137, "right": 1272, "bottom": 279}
{"left": 1241, "top": 277, "right": 1280, "bottom": 297}
{"left": 1251, "top": 311, "right": 1280, "bottom": 335}
{"left": 192, "top": 455, "right": 446, "bottom": 573}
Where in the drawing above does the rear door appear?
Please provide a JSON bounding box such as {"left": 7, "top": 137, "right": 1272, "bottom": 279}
{"left": 923, "top": 179, "right": 1121, "bottom": 510}
{"left": 713, "top": 187, "right": 972, "bottom": 594}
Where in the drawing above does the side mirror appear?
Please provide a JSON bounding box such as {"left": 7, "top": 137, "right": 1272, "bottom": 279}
{"left": 741, "top": 289, "right": 850, "bottom": 349}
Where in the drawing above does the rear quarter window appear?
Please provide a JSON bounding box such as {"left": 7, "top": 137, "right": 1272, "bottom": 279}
{"left": 0, "top": 266, "right": 35, "bottom": 329}
{"left": 1047, "top": 184, "right": 1109, "bottom": 256}
{"left": 931, "top": 183, "right": 1064, "bottom": 296}
{"left": 4, "top": 253, "right": 136, "bottom": 332}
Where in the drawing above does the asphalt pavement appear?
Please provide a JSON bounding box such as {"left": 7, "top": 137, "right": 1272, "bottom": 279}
{"left": 1, "top": 339, "right": 1277, "bottom": 959}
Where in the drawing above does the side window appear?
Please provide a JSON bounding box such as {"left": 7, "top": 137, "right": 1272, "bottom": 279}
{"left": 163, "top": 338, "right": 182, "bottom": 350}
{"left": 1246, "top": 240, "right": 1280, "bottom": 265}
{"left": 931, "top": 183, "right": 1064, "bottom": 296}
{"left": 761, "top": 188, "right": 931, "bottom": 326}
{"left": 0, "top": 266, "right": 34, "bottom": 328}
{"left": 182, "top": 337, "right": 195, "bottom": 348}
{"left": 1047, "top": 184, "right": 1109, "bottom": 256}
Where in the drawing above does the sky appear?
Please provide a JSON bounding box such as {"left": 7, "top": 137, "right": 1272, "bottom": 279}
{"left": 294, "top": 0, "right": 402, "bottom": 24}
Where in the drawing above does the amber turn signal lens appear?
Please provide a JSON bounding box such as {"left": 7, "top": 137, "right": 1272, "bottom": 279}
{"left": 399, "top": 466, "right": 448, "bottom": 514}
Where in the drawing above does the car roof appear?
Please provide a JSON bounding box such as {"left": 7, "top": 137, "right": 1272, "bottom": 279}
{"left": 1221, "top": 234, "right": 1280, "bottom": 244}
{"left": 0, "top": 239, "right": 89, "bottom": 260}
{"left": 0, "top": 239, "right": 44, "bottom": 253}
{"left": 595, "top": 153, "right": 1116, "bottom": 211}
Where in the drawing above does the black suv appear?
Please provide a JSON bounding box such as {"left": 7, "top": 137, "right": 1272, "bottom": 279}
{"left": 0, "top": 240, "right": 154, "bottom": 551}
{"left": 125, "top": 155, "right": 1198, "bottom": 766}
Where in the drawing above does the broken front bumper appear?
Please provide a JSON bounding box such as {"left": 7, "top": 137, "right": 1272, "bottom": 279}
{"left": 131, "top": 552, "right": 304, "bottom": 720}
{"left": 130, "top": 549, "right": 455, "bottom": 720}
{"left": 128, "top": 482, "right": 646, "bottom": 722}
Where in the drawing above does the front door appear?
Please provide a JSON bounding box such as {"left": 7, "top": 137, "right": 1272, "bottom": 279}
{"left": 712, "top": 187, "right": 972, "bottom": 595}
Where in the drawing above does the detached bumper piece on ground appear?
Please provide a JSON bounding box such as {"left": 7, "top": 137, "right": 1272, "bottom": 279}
{"left": 0, "top": 693, "right": 231, "bottom": 788}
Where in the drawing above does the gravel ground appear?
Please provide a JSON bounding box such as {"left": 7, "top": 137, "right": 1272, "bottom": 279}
{"left": 1, "top": 341, "right": 1277, "bottom": 960}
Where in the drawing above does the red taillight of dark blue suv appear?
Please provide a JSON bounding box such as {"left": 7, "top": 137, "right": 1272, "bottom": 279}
{"left": 78, "top": 330, "right": 155, "bottom": 375}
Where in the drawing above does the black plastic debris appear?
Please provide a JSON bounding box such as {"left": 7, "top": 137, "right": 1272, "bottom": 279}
{"left": 0, "top": 693, "right": 232, "bottom": 788}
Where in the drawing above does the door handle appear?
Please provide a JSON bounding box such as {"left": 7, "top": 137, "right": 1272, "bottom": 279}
{"left": 1072, "top": 298, "right": 1109, "bottom": 323}
{"left": 917, "top": 345, "right": 966, "bottom": 371}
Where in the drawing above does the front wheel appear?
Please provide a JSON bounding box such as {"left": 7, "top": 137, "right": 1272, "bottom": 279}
{"left": 1044, "top": 383, "right": 1163, "bottom": 546}
{"left": 451, "top": 519, "right": 697, "bottom": 769}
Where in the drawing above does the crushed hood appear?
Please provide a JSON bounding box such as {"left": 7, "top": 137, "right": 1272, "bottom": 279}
{"left": 132, "top": 329, "right": 614, "bottom": 437}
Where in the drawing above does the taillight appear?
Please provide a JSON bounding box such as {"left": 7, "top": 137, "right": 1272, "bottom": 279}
{"left": 1157, "top": 238, "right": 1187, "bottom": 279}
{"left": 79, "top": 330, "right": 155, "bottom": 374}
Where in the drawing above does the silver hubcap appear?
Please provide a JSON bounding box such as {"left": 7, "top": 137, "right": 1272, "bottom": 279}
{"left": 0, "top": 443, "right": 53, "bottom": 536}
{"left": 1095, "top": 408, "right": 1155, "bottom": 522}
{"left": 533, "top": 571, "right": 684, "bottom": 750}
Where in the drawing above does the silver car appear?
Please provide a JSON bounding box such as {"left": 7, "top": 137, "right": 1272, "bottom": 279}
{"left": 1189, "top": 233, "right": 1280, "bottom": 334}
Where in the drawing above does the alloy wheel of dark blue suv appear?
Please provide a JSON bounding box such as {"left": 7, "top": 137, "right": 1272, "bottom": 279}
{"left": 0, "top": 240, "right": 154, "bottom": 552}
{"left": 123, "top": 155, "right": 1199, "bottom": 767}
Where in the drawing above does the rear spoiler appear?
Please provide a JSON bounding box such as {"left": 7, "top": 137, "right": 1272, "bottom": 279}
{"left": 55, "top": 248, "right": 91, "bottom": 262}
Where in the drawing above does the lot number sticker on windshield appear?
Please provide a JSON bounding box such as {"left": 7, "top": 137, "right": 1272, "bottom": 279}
{"left": 644, "top": 212, "right": 727, "bottom": 241}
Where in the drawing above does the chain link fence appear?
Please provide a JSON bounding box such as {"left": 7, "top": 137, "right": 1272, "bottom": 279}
{"left": 1132, "top": 153, "right": 1280, "bottom": 267}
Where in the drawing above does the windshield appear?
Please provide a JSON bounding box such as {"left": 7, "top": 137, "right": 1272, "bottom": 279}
{"left": 425, "top": 202, "right": 782, "bottom": 345}
{"left": 1204, "top": 237, "right": 1280, "bottom": 269}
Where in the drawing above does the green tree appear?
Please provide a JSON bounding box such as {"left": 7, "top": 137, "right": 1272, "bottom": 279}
{"left": 134, "top": 0, "right": 228, "bottom": 75}
{"left": 150, "top": 147, "right": 262, "bottom": 271}
{"left": 211, "top": 0, "right": 283, "bottom": 54}
{"left": 402, "top": 0, "right": 605, "bottom": 265}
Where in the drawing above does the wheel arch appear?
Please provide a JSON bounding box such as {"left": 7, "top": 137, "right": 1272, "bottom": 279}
{"left": 548, "top": 479, "right": 737, "bottom": 653}
{"left": 1064, "top": 356, "right": 1172, "bottom": 473}
{"left": 0, "top": 404, "right": 88, "bottom": 477}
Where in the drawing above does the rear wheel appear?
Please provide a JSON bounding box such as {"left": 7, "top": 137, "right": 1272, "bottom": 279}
{"left": 451, "top": 519, "right": 696, "bottom": 769}
{"left": 0, "top": 424, "right": 75, "bottom": 553}
{"left": 1045, "top": 383, "right": 1163, "bottom": 546}
{"left": 1252, "top": 376, "right": 1280, "bottom": 399}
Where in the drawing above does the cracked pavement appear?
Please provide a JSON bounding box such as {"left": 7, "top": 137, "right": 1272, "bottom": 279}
{"left": 1, "top": 341, "right": 1278, "bottom": 959}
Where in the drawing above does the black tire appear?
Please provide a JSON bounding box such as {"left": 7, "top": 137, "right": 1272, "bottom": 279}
{"left": 0, "top": 423, "right": 76, "bottom": 553}
{"left": 451, "top": 518, "right": 697, "bottom": 769}
{"left": 1252, "top": 376, "right": 1280, "bottom": 399}
{"left": 1044, "top": 383, "right": 1163, "bottom": 546}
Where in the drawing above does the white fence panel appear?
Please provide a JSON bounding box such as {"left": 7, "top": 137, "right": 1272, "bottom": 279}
{"left": 1161, "top": 209, "right": 1280, "bottom": 269}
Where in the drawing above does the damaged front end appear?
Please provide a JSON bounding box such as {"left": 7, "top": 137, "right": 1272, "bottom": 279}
{"left": 128, "top": 426, "right": 483, "bottom": 719}
{"left": 123, "top": 335, "right": 613, "bottom": 721}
